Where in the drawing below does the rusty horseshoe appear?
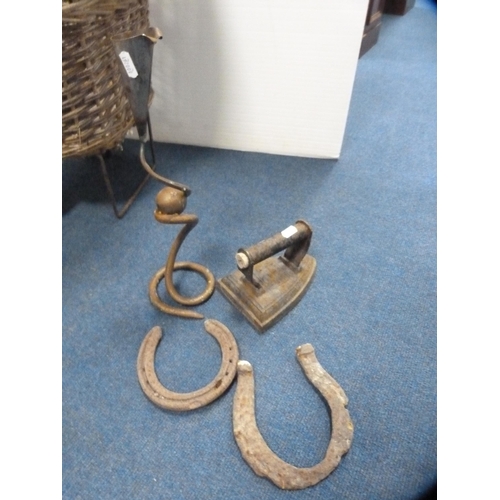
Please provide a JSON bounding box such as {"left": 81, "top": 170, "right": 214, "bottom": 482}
{"left": 233, "top": 344, "right": 354, "bottom": 490}
{"left": 137, "top": 319, "right": 239, "bottom": 411}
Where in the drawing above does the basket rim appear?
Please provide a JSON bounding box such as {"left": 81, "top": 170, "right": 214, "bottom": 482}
{"left": 62, "top": 0, "right": 119, "bottom": 22}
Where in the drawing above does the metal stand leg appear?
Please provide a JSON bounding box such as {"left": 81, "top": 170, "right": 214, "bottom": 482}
{"left": 98, "top": 120, "right": 157, "bottom": 219}
{"left": 97, "top": 152, "right": 150, "bottom": 219}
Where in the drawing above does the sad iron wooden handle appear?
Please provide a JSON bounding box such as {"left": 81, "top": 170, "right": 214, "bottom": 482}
{"left": 236, "top": 220, "right": 312, "bottom": 286}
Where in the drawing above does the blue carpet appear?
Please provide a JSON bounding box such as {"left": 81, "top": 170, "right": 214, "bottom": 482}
{"left": 62, "top": 1, "right": 436, "bottom": 498}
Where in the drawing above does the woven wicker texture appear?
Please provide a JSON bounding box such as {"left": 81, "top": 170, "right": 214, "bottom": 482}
{"left": 62, "top": 0, "right": 149, "bottom": 158}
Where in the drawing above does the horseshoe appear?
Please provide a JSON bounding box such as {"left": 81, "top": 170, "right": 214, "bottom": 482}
{"left": 137, "top": 319, "right": 239, "bottom": 411}
{"left": 232, "top": 344, "right": 354, "bottom": 490}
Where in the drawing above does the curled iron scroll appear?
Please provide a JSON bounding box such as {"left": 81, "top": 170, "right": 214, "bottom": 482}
{"left": 233, "top": 344, "right": 354, "bottom": 490}
{"left": 149, "top": 211, "right": 215, "bottom": 319}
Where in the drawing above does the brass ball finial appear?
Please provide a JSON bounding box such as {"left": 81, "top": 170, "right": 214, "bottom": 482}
{"left": 155, "top": 187, "right": 187, "bottom": 215}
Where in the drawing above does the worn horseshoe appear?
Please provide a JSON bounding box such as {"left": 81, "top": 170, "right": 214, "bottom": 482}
{"left": 137, "top": 319, "right": 239, "bottom": 411}
{"left": 233, "top": 344, "right": 354, "bottom": 490}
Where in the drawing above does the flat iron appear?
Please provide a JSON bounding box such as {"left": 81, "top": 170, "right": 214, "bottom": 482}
{"left": 217, "top": 220, "right": 316, "bottom": 332}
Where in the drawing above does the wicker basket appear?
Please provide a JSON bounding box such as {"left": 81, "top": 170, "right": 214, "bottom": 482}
{"left": 62, "top": 0, "right": 149, "bottom": 158}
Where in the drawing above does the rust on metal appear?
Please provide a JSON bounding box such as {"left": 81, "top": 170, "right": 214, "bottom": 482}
{"left": 233, "top": 344, "right": 353, "bottom": 490}
{"left": 217, "top": 220, "right": 316, "bottom": 332}
{"left": 137, "top": 319, "right": 239, "bottom": 411}
{"left": 149, "top": 187, "right": 215, "bottom": 319}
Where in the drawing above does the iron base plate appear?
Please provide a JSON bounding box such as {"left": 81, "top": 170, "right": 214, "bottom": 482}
{"left": 217, "top": 255, "right": 316, "bottom": 332}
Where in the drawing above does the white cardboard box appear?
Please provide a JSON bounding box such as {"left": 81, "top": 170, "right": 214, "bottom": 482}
{"left": 147, "top": 0, "right": 368, "bottom": 159}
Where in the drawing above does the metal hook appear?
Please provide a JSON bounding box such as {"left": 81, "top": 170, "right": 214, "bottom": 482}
{"left": 233, "top": 344, "right": 354, "bottom": 490}
{"left": 139, "top": 138, "right": 191, "bottom": 196}
{"left": 137, "top": 319, "right": 239, "bottom": 411}
{"left": 148, "top": 187, "right": 215, "bottom": 319}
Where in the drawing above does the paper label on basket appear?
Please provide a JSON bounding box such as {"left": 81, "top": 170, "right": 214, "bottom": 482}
{"left": 119, "top": 51, "right": 138, "bottom": 78}
{"left": 281, "top": 225, "right": 298, "bottom": 238}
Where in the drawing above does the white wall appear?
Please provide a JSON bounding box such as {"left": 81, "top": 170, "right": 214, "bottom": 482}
{"left": 147, "top": 0, "right": 368, "bottom": 158}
